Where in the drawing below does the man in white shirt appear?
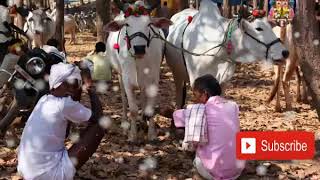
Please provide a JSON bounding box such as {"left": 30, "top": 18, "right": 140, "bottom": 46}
{"left": 17, "top": 62, "right": 105, "bottom": 180}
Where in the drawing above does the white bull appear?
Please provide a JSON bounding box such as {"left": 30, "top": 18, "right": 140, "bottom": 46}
{"left": 165, "top": 0, "right": 289, "bottom": 108}
{"left": 63, "top": 14, "right": 77, "bottom": 44}
{"left": 24, "top": 9, "right": 55, "bottom": 47}
{"left": 49, "top": 9, "right": 77, "bottom": 44}
{"left": 105, "top": 13, "right": 172, "bottom": 143}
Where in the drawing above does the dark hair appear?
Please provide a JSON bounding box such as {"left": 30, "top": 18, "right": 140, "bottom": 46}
{"left": 0, "top": 0, "right": 8, "bottom": 7}
{"left": 95, "top": 42, "right": 106, "bottom": 53}
{"left": 193, "top": 74, "right": 222, "bottom": 97}
{"left": 163, "top": 1, "right": 167, "bottom": 6}
{"left": 47, "top": 39, "right": 60, "bottom": 48}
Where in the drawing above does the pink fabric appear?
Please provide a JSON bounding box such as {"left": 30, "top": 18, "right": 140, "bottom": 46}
{"left": 173, "top": 96, "right": 245, "bottom": 180}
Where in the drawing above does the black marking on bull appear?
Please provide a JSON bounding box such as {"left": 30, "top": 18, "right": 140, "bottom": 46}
{"left": 114, "top": 23, "right": 161, "bottom": 55}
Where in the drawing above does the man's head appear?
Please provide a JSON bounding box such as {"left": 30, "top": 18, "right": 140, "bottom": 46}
{"left": 163, "top": 1, "right": 167, "bottom": 6}
{"left": 49, "top": 63, "right": 82, "bottom": 101}
{"left": 192, "top": 74, "right": 222, "bottom": 104}
{"left": 95, "top": 42, "right": 106, "bottom": 53}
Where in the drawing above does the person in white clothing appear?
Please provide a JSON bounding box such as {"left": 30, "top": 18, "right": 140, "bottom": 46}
{"left": 17, "top": 62, "right": 105, "bottom": 180}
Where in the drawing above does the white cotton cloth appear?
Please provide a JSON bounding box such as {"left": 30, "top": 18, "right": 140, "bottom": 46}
{"left": 194, "top": 156, "right": 214, "bottom": 180}
{"left": 17, "top": 94, "right": 92, "bottom": 180}
{"left": 48, "top": 62, "right": 82, "bottom": 90}
{"left": 42, "top": 45, "right": 67, "bottom": 63}
{"left": 183, "top": 104, "right": 208, "bottom": 144}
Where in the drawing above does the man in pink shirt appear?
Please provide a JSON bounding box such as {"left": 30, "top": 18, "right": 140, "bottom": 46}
{"left": 163, "top": 74, "right": 245, "bottom": 179}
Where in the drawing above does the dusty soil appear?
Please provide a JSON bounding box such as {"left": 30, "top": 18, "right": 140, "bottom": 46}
{"left": 0, "top": 33, "right": 320, "bottom": 180}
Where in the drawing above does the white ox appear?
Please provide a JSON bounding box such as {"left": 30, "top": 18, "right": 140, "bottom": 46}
{"left": 49, "top": 9, "right": 77, "bottom": 44}
{"left": 105, "top": 13, "right": 172, "bottom": 143}
{"left": 165, "top": 0, "right": 289, "bottom": 108}
{"left": 24, "top": 8, "right": 77, "bottom": 48}
{"left": 24, "top": 9, "right": 55, "bottom": 47}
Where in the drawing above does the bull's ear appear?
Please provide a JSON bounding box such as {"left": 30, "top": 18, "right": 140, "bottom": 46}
{"left": 240, "top": 19, "right": 250, "bottom": 32}
{"left": 151, "top": 17, "right": 173, "bottom": 28}
{"left": 104, "top": 20, "right": 125, "bottom": 32}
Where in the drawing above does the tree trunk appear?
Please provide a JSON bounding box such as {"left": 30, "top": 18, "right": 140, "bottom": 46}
{"left": 263, "top": 0, "right": 268, "bottom": 16}
{"left": 293, "top": 0, "right": 320, "bottom": 119}
{"left": 96, "top": 0, "right": 110, "bottom": 42}
{"left": 80, "top": 0, "right": 84, "bottom": 5}
{"left": 54, "top": 0, "right": 64, "bottom": 51}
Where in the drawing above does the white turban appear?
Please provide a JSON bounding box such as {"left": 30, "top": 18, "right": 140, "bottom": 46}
{"left": 49, "top": 62, "right": 82, "bottom": 90}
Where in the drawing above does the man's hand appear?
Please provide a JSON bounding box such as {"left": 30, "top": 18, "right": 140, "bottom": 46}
{"left": 75, "top": 61, "right": 93, "bottom": 91}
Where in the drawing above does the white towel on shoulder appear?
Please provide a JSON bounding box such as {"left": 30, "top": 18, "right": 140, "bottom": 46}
{"left": 183, "top": 104, "right": 208, "bottom": 145}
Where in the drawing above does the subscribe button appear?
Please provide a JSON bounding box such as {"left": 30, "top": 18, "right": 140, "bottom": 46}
{"left": 236, "top": 131, "right": 315, "bottom": 160}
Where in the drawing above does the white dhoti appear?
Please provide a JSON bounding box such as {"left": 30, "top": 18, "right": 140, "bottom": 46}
{"left": 18, "top": 150, "right": 76, "bottom": 180}
{"left": 193, "top": 156, "right": 213, "bottom": 180}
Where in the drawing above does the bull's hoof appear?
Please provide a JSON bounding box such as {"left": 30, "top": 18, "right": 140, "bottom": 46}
{"left": 137, "top": 121, "right": 148, "bottom": 133}
{"left": 275, "top": 105, "right": 281, "bottom": 112}
{"left": 284, "top": 106, "right": 293, "bottom": 112}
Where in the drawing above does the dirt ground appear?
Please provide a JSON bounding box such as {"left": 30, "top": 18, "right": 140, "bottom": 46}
{"left": 0, "top": 33, "right": 320, "bottom": 180}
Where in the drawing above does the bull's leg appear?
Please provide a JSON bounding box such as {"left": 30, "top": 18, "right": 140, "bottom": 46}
{"left": 123, "top": 79, "right": 139, "bottom": 143}
{"left": 140, "top": 83, "right": 158, "bottom": 142}
{"left": 301, "top": 70, "right": 309, "bottom": 103}
{"left": 282, "top": 79, "right": 292, "bottom": 111}
{"left": 145, "top": 92, "right": 158, "bottom": 142}
{"left": 72, "top": 27, "right": 76, "bottom": 44}
{"left": 275, "top": 65, "right": 282, "bottom": 112}
{"left": 70, "top": 27, "right": 76, "bottom": 44}
{"left": 296, "top": 66, "right": 302, "bottom": 102}
{"left": 173, "top": 75, "right": 186, "bottom": 109}
{"left": 118, "top": 75, "right": 129, "bottom": 135}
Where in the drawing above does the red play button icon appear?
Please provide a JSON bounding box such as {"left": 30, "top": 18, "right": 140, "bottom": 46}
{"left": 246, "top": 142, "right": 251, "bottom": 149}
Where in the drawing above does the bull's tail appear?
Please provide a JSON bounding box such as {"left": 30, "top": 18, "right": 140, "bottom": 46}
{"left": 161, "top": 41, "right": 166, "bottom": 64}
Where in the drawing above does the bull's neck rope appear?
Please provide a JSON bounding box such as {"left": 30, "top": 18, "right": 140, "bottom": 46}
{"left": 149, "top": 17, "right": 283, "bottom": 61}
{"left": 115, "top": 23, "right": 161, "bottom": 58}
{"left": 148, "top": 18, "right": 237, "bottom": 63}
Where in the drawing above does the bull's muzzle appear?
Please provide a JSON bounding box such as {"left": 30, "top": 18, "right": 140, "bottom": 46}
{"left": 134, "top": 45, "right": 146, "bottom": 56}
{"left": 273, "top": 50, "right": 290, "bottom": 65}
{"left": 282, "top": 50, "right": 289, "bottom": 59}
